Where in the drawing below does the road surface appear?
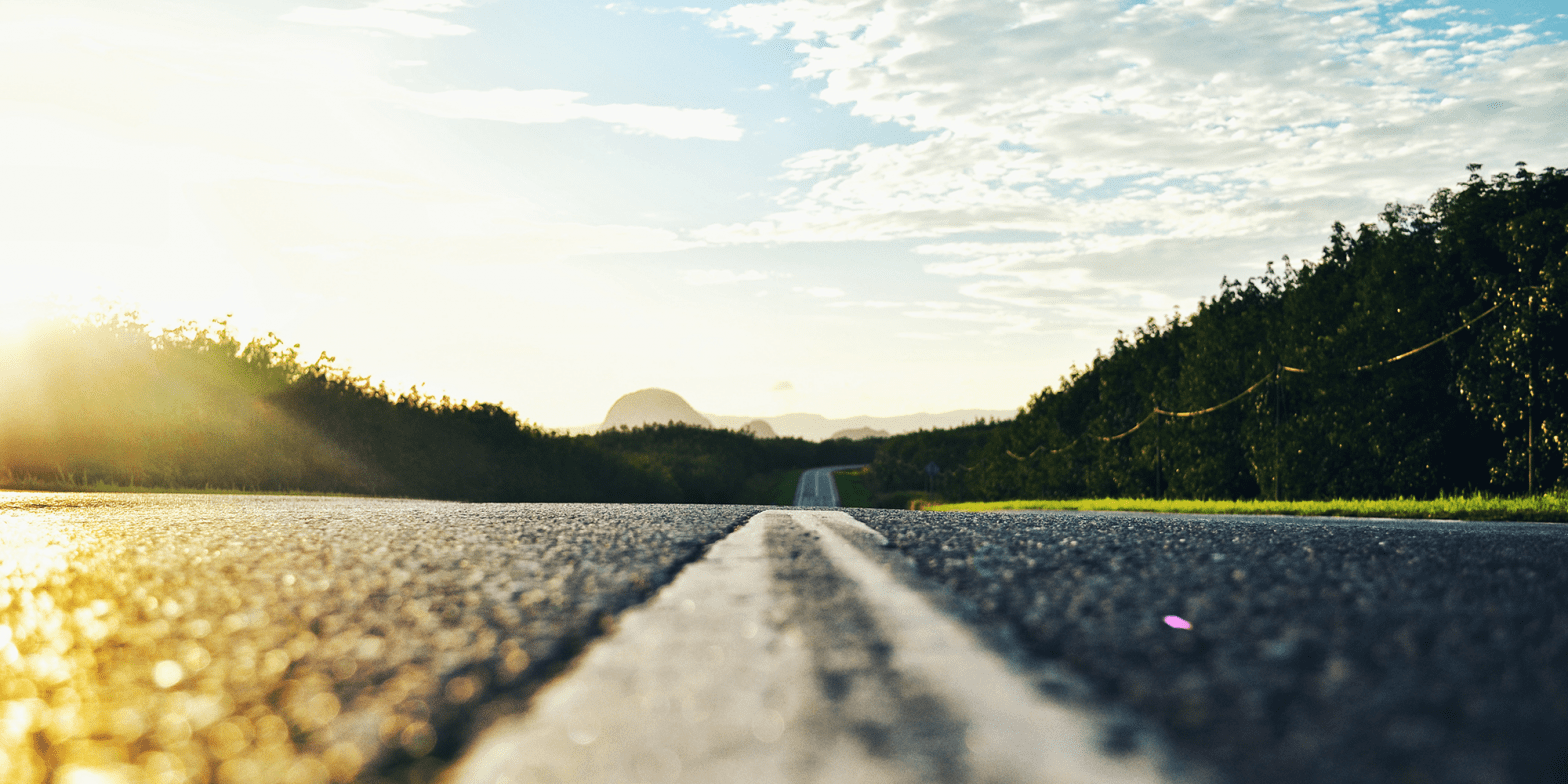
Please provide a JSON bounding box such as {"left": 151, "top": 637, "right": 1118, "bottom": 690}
{"left": 1, "top": 491, "right": 1565, "bottom": 784}
{"left": 792, "top": 465, "right": 863, "bottom": 507}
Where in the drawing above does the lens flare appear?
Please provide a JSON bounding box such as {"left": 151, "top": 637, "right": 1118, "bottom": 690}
{"left": 1163, "top": 615, "right": 1192, "bottom": 630}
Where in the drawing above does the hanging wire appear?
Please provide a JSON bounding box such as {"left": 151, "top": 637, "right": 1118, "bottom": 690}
{"left": 1003, "top": 300, "right": 1499, "bottom": 461}
{"left": 1096, "top": 411, "right": 1157, "bottom": 441}
{"left": 1278, "top": 301, "right": 1499, "bottom": 374}
{"left": 1005, "top": 408, "right": 1166, "bottom": 459}
{"left": 1153, "top": 371, "right": 1276, "bottom": 418}
{"left": 1350, "top": 302, "right": 1499, "bottom": 371}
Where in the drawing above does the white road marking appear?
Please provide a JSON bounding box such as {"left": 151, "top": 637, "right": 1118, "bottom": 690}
{"left": 796, "top": 511, "right": 1172, "bottom": 784}
{"left": 450, "top": 511, "right": 813, "bottom": 784}
{"left": 793, "top": 465, "right": 861, "bottom": 507}
{"left": 447, "top": 510, "right": 1182, "bottom": 784}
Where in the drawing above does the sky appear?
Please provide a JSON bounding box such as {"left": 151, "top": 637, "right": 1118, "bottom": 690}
{"left": 1, "top": 0, "right": 1564, "bottom": 428}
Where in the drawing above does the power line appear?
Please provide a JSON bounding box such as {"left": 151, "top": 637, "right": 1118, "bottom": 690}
{"left": 1004, "top": 300, "right": 1500, "bottom": 464}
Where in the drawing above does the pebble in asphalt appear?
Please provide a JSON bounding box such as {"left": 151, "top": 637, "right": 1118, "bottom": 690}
{"left": 0, "top": 493, "right": 752, "bottom": 784}
{"left": 846, "top": 509, "right": 1568, "bottom": 784}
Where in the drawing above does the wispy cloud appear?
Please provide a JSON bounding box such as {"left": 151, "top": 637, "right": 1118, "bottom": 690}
{"left": 282, "top": 0, "right": 472, "bottom": 38}
{"left": 602, "top": 4, "right": 712, "bottom": 16}
{"left": 903, "top": 302, "right": 1041, "bottom": 336}
{"left": 682, "top": 269, "right": 774, "bottom": 285}
{"left": 698, "top": 0, "right": 1568, "bottom": 332}
{"left": 389, "top": 87, "right": 743, "bottom": 141}
{"left": 702, "top": 1, "right": 1568, "bottom": 242}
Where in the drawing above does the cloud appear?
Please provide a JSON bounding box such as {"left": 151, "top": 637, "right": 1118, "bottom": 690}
{"left": 772, "top": 380, "right": 794, "bottom": 392}
{"left": 1399, "top": 6, "right": 1459, "bottom": 22}
{"left": 602, "top": 4, "right": 713, "bottom": 15}
{"left": 682, "top": 269, "right": 773, "bottom": 285}
{"left": 389, "top": 87, "right": 743, "bottom": 141}
{"left": 702, "top": 0, "right": 1568, "bottom": 245}
{"left": 197, "top": 178, "right": 699, "bottom": 263}
{"left": 800, "top": 286, "right": 845, "bottom": 298}
{"left": 282, "top": 1, "right": 472, "bottom": 38}
{"left": 903, "top": 302, "right": 1041, "bottom": 336}
{"left": 696, "top": 0, "right": 1568, "bottom": 335}
{"left": 827, "top": 300, "right": 902, "bottom": 309}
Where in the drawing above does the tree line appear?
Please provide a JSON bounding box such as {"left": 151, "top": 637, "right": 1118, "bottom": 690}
{"left": 0, "top": 316, "right": 875, "bottom": 503}
{"left": 868, "top": 164, "right": 1566, "bottom": 502}
{"left": 7, "top": 165, "right": 1558, "bottom": 505}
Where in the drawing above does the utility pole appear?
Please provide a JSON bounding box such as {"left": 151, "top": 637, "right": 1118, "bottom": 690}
{"left": 1528, "top": 291, "right": 1535, "bottom": 496}
{"left": 1274, "top": 363, "right": 1282, "bottom": 502}
{"left": 1154, "top": 393, "right": 1163, "bottom": 501}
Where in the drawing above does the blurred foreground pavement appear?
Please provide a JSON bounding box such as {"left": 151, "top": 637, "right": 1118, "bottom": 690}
{"left": 2, "top": 493, "right": 1566, "bottom": 784}
{"left": 0, "top": 493, "right": 751, "bottom": 784}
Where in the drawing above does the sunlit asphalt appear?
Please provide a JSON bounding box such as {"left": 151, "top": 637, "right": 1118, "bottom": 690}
{"left": 0, "top": 493, "right": 752, "bottom": 784}
{"left": 3, "top": 492, "right": 1567, "bottom": 784}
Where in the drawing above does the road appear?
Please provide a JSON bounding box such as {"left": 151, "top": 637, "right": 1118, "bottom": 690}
{"left": 2, "top": 491, "right": 1565, "bottom": 784}
{"left": 792, "top": 465, "right": 863, "bottom": 507}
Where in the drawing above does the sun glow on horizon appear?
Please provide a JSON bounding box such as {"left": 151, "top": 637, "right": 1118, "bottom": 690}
{"left": 2, "top": 0, "right": 1564, "bottom": 426}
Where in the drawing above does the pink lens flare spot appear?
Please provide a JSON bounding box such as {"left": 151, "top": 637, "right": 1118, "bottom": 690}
{"left": 1163, "top": 615, "right": 1192, "bottom": 630}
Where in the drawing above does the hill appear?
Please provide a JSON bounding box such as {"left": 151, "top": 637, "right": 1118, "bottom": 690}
{"left": 704, "top": 409, "right": 1011, "bottom": 441}
{"left": 599, "top": 389, "right": 712, "bottom": 432}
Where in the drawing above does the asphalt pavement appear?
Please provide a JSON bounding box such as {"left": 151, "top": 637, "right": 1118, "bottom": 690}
{"left": 846, "top": 508, "right": 1568, "bottom": 784}
{"left": 0, "top": 493, "right": 753, "bottom": 784}
{"left": 3, "top": 492, "right": 1565, "bottom": 784}
{"left": 793, "top": 466, "right": 863, "bottom": 507}
{"left": 450, "top": 510, "right": 1187, "bottom": 784}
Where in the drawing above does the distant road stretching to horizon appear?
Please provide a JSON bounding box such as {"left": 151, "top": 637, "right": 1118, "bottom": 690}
{"left": 793, "top": 464, "right": 863, "bottom": 507}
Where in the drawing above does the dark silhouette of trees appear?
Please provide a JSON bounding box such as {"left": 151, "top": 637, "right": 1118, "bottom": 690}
{"left": 888, "top": 165, "right": 1566, "bottom": 501}
{"left": 0, "top": 316, "right": 873, "bottom": 503}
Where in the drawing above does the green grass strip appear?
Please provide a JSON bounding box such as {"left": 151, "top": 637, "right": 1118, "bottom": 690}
{"left": 930, "top": 493, "right": 1568, "bottom": 523}
{"left": 833, "top": 468, "right": 873, "bottom": 508}
{"left": 773, "top": 469, "right": 805, "bottom": 506}
{"left": 0, "top": 479, "right": 362, "bottom": 497}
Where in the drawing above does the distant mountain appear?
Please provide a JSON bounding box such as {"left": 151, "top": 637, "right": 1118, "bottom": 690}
{"left": 705, "top": 409, "right": 1013, "bottom": 442}
{"left": 828, "top": 427, "right": 891, "bottom": 441}
{"left": 741, "top": 419, "right": 778, "bottom": 439}
{"left": 568, "top": 389, "right": 1012, "bottom": 440}
{"left": 599, "top": 388, "right": 712, "bottom": 432}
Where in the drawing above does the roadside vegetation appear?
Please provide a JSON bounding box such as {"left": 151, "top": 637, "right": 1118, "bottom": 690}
{"left": 6, "top": 166, "right": 1561, "bottom": 515}
{"left": 832, "top": 468, "right": 873, "bottom": 508}
{"left": 930, "top": 493, "right": 1568, "bottom": 523}
{"left": 865, "top": 165, "right": 1567, "bottom": 512}
{"left": 0, "top": 316, "right": 876, "bottom": 504}
{"left": 753, "top": 469, "right": 805, "bottom": 506}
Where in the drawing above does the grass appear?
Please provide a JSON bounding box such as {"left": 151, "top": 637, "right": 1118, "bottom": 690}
{"left": 834, "top": 468, "right": 873, "bottom": 508}
{"left": 0, "top": 476, "right": 355, "bottom": 495}
{"left": 773, "top": 469, "right": 805, "bottom": 506}
{"left": 928, "top": 492, "right": 1568, "bottom": 523}
{"left": 734, "top": 468, "right": 805, "bottom": 506}
{"left": 0, "top": 475, "right": 365, "bottom": 497}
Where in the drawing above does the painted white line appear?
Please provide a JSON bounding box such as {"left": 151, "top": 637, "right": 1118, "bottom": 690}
{"left": 453, "top": 512, "right": 913, "bottom": 784}
{"left": 795, "top": 510, "right": 1173, "bottom": 784}
{"left": 447, "top": 510, "right": 1181, "bottom": 784}
{"left": 793, "top": 464, "right": 861, "bottom": 507}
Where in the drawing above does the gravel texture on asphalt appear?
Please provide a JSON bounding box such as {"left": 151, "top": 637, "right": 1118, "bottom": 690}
{"left": 847, "top": 509, "right": 1568, "bottom": 784}
{"left": 0, "top": 493, "right": 754, "bottom": 784}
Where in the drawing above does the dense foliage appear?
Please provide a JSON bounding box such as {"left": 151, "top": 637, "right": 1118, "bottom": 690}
{"left": 9, "top": 166, "right": 1558, "bottom": 505}
{"left": 0, "top": 317, "right": 874, "bottom": 503}
{"left": 873, "top": 165, "right": 1567, "bottom": 501}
